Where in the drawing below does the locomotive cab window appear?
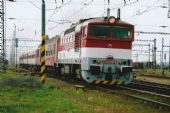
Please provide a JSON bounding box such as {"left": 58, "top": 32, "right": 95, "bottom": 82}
{"left": 111, "top": 26, "right": 131, "bottom": 38}
{"left": 89, "top": 25, "right": 132, "bottom": 39}
{"left": 90, "top": 25, "right": 110, "bottom": 37}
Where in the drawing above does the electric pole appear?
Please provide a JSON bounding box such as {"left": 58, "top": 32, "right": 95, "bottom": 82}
{"left": 40, "top": 0, "right": 46, "bottom": 83}
{"left": 168, "top": 0, "right": 170, "bottom": 18}
{"left": 162, "top": 38, "right": 164, "bottom": 75}
{"left": 153, "top": 39, "right": 157, "bottom": 69}
{"left": 0, "top": 0, "right": 5, "bottom": 72}
{"left": 169, "top": 40, "right": 170, "bottom": 70}
{"left": 10, "top": 25, "right": 16, "bottom": 67}
{"left": 107, "top": 0, "right": 110, "bottom": 18}
{"left": 148, "top": 44, "right": 150, "bottom": 69}
{"left": 15, "top": 38, "right": 18, "bottom": 68}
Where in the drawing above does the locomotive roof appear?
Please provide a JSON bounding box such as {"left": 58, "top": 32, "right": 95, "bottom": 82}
{"left": 69, "top": 16, "right": 133, "bottom": 28}
{"left": 82, "top": 17, "right": 133, "bottom": 26}
{"left": 63, "top": 16, "right": 133, "bottom": 36}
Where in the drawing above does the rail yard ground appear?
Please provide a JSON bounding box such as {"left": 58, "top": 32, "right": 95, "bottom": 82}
{"left": 0, "top": 71, "right": 169, "bottom": 113}
{"left": 133, "top": 69, "right": 170, "bottom": 85}
{"left": 135, "top": 69, "right": 170, "bottom": 77}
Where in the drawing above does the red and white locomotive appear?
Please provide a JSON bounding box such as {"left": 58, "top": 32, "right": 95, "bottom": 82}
{"left": 19, "top": 16, "right": 134, "bottom": 85}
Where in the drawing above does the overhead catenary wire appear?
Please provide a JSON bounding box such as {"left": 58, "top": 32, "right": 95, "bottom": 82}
{"left": 125, "top": 0, "right": 161, "bottom": 20}
{"left": 48, "top": 0, "right": 93, "bottom": 31}
{"left": 5, "top": 38, "right": 41, "bottom": 42}
{"left": 135, "top": 31, "right": 170, "bottom": 35}
{"left": 47, "top": 0, "right": 72, "bottom": 23}
{"left": 135, "top": 39, "right": 154, "bottom": 42}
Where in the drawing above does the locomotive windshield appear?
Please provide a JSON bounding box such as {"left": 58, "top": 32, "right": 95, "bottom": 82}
{"left": 89, "top": 25, "right": 132, "bottom": 38}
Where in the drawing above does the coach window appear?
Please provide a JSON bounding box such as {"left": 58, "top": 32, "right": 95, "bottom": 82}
{"left": 69, "top": 36, "right": 70, "bottom": 42}
{"left": 67, "top": 36, "right": 70, "bottom": 43}
{"left": 51, "top": 49, "right": 53, "bottom": 55}
{"left": 33, "top": 54, "right": 35, "bottom": 58}
{"left": 71, "top": 36, "right": 73, "bottom": 41}
{"left": 53, "top": 44, "right": 56, "bottom": 54}
{"left": 64, "top": 38, "right": 66, "bottom": 43}
{"left": 36, "top": 50, "right": 39, "bottom": 57}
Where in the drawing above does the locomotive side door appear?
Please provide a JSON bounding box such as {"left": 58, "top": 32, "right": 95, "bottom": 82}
{"left": 54, "top": 37, "right": 59, "bottom": 67}
{"left": 75, "top": 31, "right": 81, "bottom": 52}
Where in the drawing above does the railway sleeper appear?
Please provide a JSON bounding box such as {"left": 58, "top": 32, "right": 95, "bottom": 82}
{"left": 74, "top": 85, "right": 85, "bottom": 91}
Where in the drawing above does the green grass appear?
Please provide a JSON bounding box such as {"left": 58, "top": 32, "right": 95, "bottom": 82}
{"left": 0, "top": 71, "right": 169, "bottom": 113}
{"left": 0, "top": 70, "right": 22, "bottom": 79}
{"left": 139, "top": 69, "right": 170, "bottom": 77}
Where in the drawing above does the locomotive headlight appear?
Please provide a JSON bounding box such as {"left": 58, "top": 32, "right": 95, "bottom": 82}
{"left": 108, "top": 16, "right": 116, "bottom": 23}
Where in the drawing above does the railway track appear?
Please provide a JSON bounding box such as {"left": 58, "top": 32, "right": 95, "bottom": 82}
{"left": 117, "top": 86, "right": 170, "bottom": 106}
{"left": 75, "top": 80, "right": 170, "bottom": 110}
{"left": 94, "top": 85, "right": 170, "bottom": 110}
{"left": 132, "top": 79, "right": 170, "bottom": 87}
{"left": 126, "top": 80, "right": 170, "bottom": 95}
{"left": 50, "top": 76, "right": 170, "bottom": 110}
{"left": 139, "top": 74, "right": 170, "bottom": 79}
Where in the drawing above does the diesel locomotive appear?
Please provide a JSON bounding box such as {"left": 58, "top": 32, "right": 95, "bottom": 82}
{"left": 19, "top": 16, "right": 134, "bottom": 85}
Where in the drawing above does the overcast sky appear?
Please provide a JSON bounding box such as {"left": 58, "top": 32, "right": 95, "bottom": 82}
{"left": 5, "top": 0, "right": 170, "bottom": 63}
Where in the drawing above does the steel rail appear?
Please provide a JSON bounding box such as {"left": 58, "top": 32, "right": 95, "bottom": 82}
{"left": 119, "top": 86, "right": 170, "bottom": 98}
{"left": 132, "top": 79, "right": 170, "bottom": 88}
{"left": 137, "top": 74, "right": 170, "bottom": 79}
{"left": 130, "top": 82, "right": 170, "bottom": 91}
{"left": 127, "top": 81, "right": 170, "bottom": 95}
{"left": 93, "top": 85, "right": 170, "bottom": 110}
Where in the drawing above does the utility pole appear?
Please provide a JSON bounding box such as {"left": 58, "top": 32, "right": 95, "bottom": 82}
{"left": 168, "top": 0, "right": 170, "bottom": 18}
{"left": 15, "top": 38, "right": 18, "bottom": 68}
{"left": 136, "top": 53, "right": 138, "bottom": 62}
{"left": 148, "top": 44, "right": 150, "bottom": 69}
{"left": 153, "top": 39, "right": 157, "bottom": 69}
{"left": 40, "top": 0, "right": 46, "bottom": 83}
{"left": 10, "top": 24, "right": 16, "bottom": 67}
{"left": 107, "top": 0, "right": 110, "bottom": 18}
{"left": 164, "top": 53, "right": 167, "bottom": 69}
{"left": 162, "top": 40, "right": 170, "bottom": 71}
{"left": 6, "top": 0, "right": 17, "bottom": 68}
{"left": 169, "top": 40, "right": 170, "bottom": 70}
{"left": 0, "top": 0, "right": 5, "bottom": 72}
{"left": 162, "top": 38, "right": 164, "bottom": 75}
